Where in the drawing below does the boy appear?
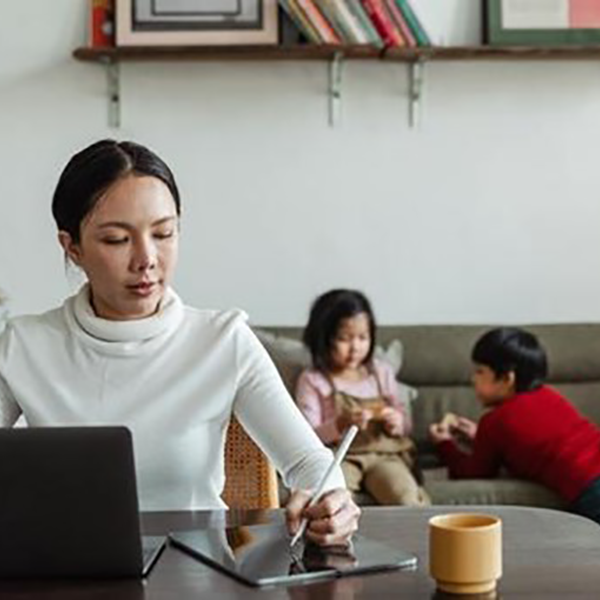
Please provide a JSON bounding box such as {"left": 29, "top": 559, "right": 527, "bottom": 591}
{"left": 429, "top": 327, "right": 600, "bottom": 524}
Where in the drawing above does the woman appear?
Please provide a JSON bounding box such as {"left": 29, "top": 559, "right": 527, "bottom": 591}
{"left": 0, "top": 140, "right": 359, "bottom": 546}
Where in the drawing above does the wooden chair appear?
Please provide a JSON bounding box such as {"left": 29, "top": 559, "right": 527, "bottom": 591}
{"left": 222, "top": 417, "right": 280, "bottom": 510}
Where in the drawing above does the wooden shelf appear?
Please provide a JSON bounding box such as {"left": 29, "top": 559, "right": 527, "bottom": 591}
{"left": 73, "top": 43, "right": 600, "bottom": 129}
{"left": 74, "top": 44, "right": 600, "bottom": 63}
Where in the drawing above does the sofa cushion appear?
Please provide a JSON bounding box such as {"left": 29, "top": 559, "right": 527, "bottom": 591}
{"left": 424, "top": 472, "right": 565, "bottom": 509}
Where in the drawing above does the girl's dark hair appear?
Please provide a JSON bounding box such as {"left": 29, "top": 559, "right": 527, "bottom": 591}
{"left": 52, "top": 139, "right": 180, "bottom": 242}
{"left": 302, "top": 289, "right": 376, "bottom": 372}
{"left": 471, "top": 327, "right": 548, "bottom": 393}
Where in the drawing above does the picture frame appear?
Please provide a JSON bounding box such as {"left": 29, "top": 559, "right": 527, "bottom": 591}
{"left": 115, "top": 0, "right": 279, "bottom": 46}
{"left": 485, "top": 0, "right": 600, "bottom": 46}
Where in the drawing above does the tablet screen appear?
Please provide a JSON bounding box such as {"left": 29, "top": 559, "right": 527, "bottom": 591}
{"left": 169, "top": 523, "right": 417, "bottom": 587}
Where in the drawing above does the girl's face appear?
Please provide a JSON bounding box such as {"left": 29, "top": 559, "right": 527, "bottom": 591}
{"left": 330, "top": 312, "right": 372, "bottom": 372}
{"left": 59, "top": 174, "right": 179, "bottom": 321}
{"left": 471, "top": 363, "right": 515, "bottom": 407}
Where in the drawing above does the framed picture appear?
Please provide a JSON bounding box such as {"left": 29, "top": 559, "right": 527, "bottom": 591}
{"left": 116, "top": 0, "right": 279, "bottom": 46}
{"left": 485, "top": 0, "right": 600, "bottom": 45}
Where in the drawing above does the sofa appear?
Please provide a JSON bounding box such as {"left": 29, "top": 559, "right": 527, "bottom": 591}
{"left": 255, "top": 323, "right": 600, "bottom": 509}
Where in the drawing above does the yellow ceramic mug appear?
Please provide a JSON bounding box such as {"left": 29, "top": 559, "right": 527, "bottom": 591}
{"left": 429, "top": 513, "right": 502, "bottom": 595}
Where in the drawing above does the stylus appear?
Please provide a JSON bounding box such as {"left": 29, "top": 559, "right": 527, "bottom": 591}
{"left": 289, "top": 424, "right": 359, "bottom": 547}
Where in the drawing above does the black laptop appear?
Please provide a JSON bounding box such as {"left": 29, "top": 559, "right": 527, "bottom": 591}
{"left": 0, "top": 426, "right": 165, "bottom": 578}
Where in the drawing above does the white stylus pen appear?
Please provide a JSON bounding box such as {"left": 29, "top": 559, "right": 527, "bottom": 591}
{"left": 289, "top": 424, "right": 359, "bottom": 547}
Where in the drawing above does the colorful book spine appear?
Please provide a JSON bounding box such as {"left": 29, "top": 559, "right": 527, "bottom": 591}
{"left": 344, "top": 0, "right": 384, "bottom": 48}
{"left": 319, "top": 0, "right": 360, "bottom": 44}
{"left": 279, "top": 0, "right": 323, "bottom": 43}
{"left": 383, "top": 0, "right": 416, "bottom": 47}
{"left": 395, "top": 0, "right": 431, "bottom": 46}
{"left": 296, "top": 0, "right": 342, "bottom": 44}
{"left": 360, "top": 0, "right": 404, "bottom": 47}
{"left": 90, "top": 0, "right": 114, "bottom": 48}
{"left": 332, "top": 0, "right": 371, "bottom": 44}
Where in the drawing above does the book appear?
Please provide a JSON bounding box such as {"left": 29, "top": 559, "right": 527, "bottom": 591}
{"left": 343, "top": 0, "right": 384, "bottom": 47}
{"left": 296, "top": 0, "right": 342, "bottom": 44}
{"left": 383, "top": 0, "right": 416, "bottom": 47}
{"left": 331, "top": 0, "right": 371, "bottom": 44}
{"left": 279, "top": 0, "right": 323, "bottom": 43}
{"left": 395, "top": 0, "right": 431, "bottom": 46}
{"left": 360, "top": 0, "right": 404, "bottom": 46}
{"left": 89, "top": 0, "right": 114, "bottom": 48}
{"left": 319, "top": 0, "right": 362, "bottom": 44}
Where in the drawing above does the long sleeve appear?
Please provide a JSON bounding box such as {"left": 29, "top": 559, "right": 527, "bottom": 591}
{"left": 0, "top": 325, "right": 23, "bottom": 427}
{"left": 232, "top": 323, "right": 345, "bottom": 493}
{"left": 295, "top": 370, "right": 341, "bottom": 445}
{"left": 438, "top": 414, "right": 502, "bottom": 479}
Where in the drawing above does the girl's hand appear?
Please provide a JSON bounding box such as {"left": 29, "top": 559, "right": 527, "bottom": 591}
{"left": 286, "top": 488, "right": 360, "bottom": 547}
{"left": 337, "top": 409, "right": 372, "bottom": 433}
{"left": 429, "top": 422, "right": 453, "bottom": 444}
{"left": 379, "top": 406, "right": 405, "bottom": 436}
{"left": 455, "top": 416, "right": 478, "bottom": 441}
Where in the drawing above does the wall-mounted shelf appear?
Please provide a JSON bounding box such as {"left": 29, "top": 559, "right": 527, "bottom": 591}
{"left": 73, "top": 44, "right": 600, "bottom": 128}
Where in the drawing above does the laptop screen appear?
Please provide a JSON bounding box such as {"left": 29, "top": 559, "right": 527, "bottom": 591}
{"left": 0, "top": 426, "right": 151, "bottom": 578}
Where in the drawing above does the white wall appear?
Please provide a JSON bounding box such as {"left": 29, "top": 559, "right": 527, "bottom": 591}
{"left": 2, "top": 1, "right": 600, "bottom": 325}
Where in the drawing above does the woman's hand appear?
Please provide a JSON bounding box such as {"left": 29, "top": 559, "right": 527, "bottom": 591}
{"left": 379, "top": 406, "right": 405, "bottom": 437}
{"left": 286, "top": 488, "right": 361, "bottom": 547}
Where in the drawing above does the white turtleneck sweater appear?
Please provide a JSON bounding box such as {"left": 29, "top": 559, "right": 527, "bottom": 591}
{"left": 0, "top": 287, "right": 344, "bottom": 511}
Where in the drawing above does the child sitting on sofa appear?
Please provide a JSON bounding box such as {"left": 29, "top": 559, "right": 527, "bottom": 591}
{"left": 295, "top": 289, "right": 428, "bottom": 506}
{"left": 429, "top": 326, "right": 600, "bottom": 524}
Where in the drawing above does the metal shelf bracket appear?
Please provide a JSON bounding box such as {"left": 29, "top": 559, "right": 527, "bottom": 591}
{"left": 328, "top": 51, "right": 343, "bottom": 127}
{"left": 103, "top": 58, "right": 121, "bottom": 129}
{"left": 408, "top": 58, "right": 425, "bottom": 128}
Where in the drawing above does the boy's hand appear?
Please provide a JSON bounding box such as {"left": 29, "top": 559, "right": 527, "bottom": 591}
{"left": 380, "top": 406, "right": 405, "bottom": 437}
{"left": 455, "top": 416, "right": 478, "bottom": 441}
{"left": 429, "top": 422, "right": 454, "bottom": 444}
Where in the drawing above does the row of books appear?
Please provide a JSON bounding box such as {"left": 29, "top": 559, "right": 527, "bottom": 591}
{"left": 279, "top": 0, "right": 431, "bottom": 48}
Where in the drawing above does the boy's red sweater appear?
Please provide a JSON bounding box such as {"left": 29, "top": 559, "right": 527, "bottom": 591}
{"left": 438, "top": 385, "right": 600, "bottom": 502}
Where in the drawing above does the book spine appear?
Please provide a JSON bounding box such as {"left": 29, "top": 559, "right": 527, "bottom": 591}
{"left": 319, "top": 0, "right": 358, "bottom": 44}
{"left": 344, "top": 0, "right": 384, "bottom": 48}
{"left": 395, "top": 0, "right": 431, "bottom": 46}
{"left": 296, "top": 0, "right": 342, "bottom": 44}
{"left": 383, "top": 0, "right": 415, "bottom": 47}
{"left": 279, "top": 0, "right": 323, "bottom": 44}
{"left": 360, "top": 0, "right": 403, "bottom": 47}
{"left": 90, "top": 0, "right": 114, "bottom": 48}
{"left": 333, "top": 0, "right": 371, "bottom": 44}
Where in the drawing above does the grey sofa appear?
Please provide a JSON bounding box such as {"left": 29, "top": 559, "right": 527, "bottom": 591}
{"left": 255, "top": 323, "right": 600, "bottom": 509}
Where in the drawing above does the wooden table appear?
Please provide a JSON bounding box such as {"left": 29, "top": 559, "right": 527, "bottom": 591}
{"left": 0, "top": 506, "right": 598, "bottom": 599}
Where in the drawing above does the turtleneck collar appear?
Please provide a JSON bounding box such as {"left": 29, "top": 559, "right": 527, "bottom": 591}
{"left": 68, "top": 284, "right": 184, "bottom": 345}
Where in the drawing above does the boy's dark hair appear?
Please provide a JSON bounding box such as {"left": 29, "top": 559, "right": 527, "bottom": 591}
{"left": 302, "top": 289, "right": 376, "bottom": 372}
{"left": 471, "top": 327, "right": 548, "bottom": 393}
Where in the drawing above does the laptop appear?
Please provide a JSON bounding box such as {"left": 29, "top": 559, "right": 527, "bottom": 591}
{"left": 169, "top": 523, "right": 417, "bottom": 587}
{"left": 0, "top": 426, "right": 165, "bottom": 578}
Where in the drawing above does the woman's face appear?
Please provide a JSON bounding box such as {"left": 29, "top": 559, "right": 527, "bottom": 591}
{"left": 59, "top": 174, "right": 179, "bottom": 320}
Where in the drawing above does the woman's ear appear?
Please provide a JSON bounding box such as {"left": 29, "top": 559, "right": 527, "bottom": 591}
{"left": 57, "top": 231, "right": 82, "bottom": 266}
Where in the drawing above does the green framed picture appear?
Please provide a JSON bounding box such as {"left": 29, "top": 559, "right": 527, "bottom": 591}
{"left": 485, "top": 0, "right": 600, "bottom": 46}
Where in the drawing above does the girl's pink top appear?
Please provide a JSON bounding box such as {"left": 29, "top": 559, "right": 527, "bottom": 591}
{"left": 295, "top": 358, "right": 412, "bottom": 445}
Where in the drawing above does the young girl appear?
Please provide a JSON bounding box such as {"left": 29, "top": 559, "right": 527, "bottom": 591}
{"left": 295, "top": 289, "right": 428, "bottom": 506}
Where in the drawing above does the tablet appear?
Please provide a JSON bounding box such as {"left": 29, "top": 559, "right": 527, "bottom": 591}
{"left": 169, "top": 523, "right": 417, "bottom": 587}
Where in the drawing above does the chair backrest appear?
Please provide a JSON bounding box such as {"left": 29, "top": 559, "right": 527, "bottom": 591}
{"left": 222, "top": 417, "right": 280, "bottom": 510}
